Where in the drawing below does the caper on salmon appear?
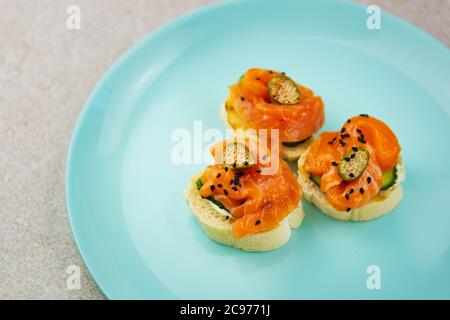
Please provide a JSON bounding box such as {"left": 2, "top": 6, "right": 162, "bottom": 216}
{"left": 268, "top": 76, "right": 301, "bottom": 105}
{"left": 222, "top": 142, "right": 255, "bottom": 169}
{"left": 338, "top": 147, "right": 369, "bottom": 181}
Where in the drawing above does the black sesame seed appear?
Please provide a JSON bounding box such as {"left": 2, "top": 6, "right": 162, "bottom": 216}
{"left": 244, "top": 161, "right": 249, "bottom": 166}
{"left": 255, "top": 220, "right": 261, "bottom": 225}
{"left": 256, "top": 169, "right": 261, "bottom": 173}
{"left": 232, "top": 186, "right": 238, "bottom": 191}
{"left": 229, "top": 179, "right": 234, "bottom": 185}
{"left": 346, "top": 207, "right": 351, "bottom": 212}
{"left": 225, "top": 215, "right": 229, "bottom": 220}
{"left": 349, "top": 173, "right": 355, "bottom": 178}
{"left": 332, "top": 161, "right": 338, "bottom": 167}
{"left": 367, "top": 177, "right": 372, "bottom": 184}
{"left": 344, "top": 133, "right": 350, "bottom": 138}
{"left": 345, "top": 194, "right": 350, "bottom": 200}
{"left": 360, "top": 188, "right": 365, "bottom": 194}
{"left": 232, "top": 163, "right": 237, "bottom": 168}
{"left": 350, "top": 154, "right": 356, "bottom": 159}
{"left": 344, "top": 157, "right": 350, "bottom": 162}
{"left": 216, "top": 173, "right": 221, "bottom": 178}
{"left": 224, "top": 189, "right": 228, "bottom": 196}
{"left": 328, "top": 141, "right": 333, "bottom": 145}
{"left": 349, "top": 188, "right": 354, "bottom": 194}
{"left": 347, "top": 119, "right": 351, "bottom": 124}
{"left": 240, "top": 96, "right": 245, "bottom": 101}
{"left": 256, "top": 77, "right": 261, "bottom": 81}
{"left": 217, "top": 183, "right": 223, "bottom": 188}
{"left": 332, "top": 137, "right": 337, "bottom": 141}
{"left": 339, "top": 139, "right": 344, "bottom": 145}
{"left": 352, "top": 147, "right": 358, "bottom": 152}
{"left": 240, "top": 199, "right": 246, "bottom": 205}
{"left": 210, "top": 185, "right": 215, "bottom": 192}
{"left": 224, "top": 166, "right": 229, "bottom": 172}
{"left": 341, "top": 127, "right": 346, "bottom": 133}
{"left": 340, "top": 134, "right": 346, "bottom": 139}
{"left": 356, "top": 129, "right": 362, "bottom": 134}
{"left": 268, "top": 70, "right": 273, "bottom": 74}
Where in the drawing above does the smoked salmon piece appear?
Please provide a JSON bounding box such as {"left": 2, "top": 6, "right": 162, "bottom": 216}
{"left": 303, "top": 115, "right": 401, "bottom": 212}
{"left": 198, "top": 139, "right": 301, "bottom": 239}
{"left": 226, "top": 68, "right": 325, "bottom": 142}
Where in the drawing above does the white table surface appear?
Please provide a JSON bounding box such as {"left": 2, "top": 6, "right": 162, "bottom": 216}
{"left": 0, "top": 0, "right": 448, "bottom": 299}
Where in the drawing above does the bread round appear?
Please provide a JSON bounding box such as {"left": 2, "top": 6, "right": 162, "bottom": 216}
{"left": 185, "top": 173, "right": 304, "bottom": 252}
{"left": 221, "top": 102, "right": 311, "bottom": 161}
{"left": 297, "top": 147, "right": 405, "bottom": 221}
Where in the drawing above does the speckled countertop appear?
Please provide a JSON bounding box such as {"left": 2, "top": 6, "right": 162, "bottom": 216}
{"left": 0, "top": 0, "right": 448, "bottom": 299}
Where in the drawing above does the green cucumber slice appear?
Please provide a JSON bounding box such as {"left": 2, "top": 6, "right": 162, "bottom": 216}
{"left": 310, "top": 175, "right": 321, "bottom": 187}
{"left": 207, "top": 197, "right": 229, "bottom": 212}
{"left": 195, "top": 177, "right": 203, "bottom": 190}
{"left": 381, "top": 168, "right": 397, "bottom": 190}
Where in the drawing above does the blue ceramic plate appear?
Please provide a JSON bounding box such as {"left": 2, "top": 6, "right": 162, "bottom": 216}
{"left": 66, "top": 0, "right": 450, "bottom": 299}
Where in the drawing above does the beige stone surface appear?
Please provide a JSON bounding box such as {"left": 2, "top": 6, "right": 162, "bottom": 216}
{"left": 0, "top": 0, "right": 448, "bottom": 299}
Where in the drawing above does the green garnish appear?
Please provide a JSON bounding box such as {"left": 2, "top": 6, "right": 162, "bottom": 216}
{"left": 310, "top": 175, "right": 321, "bottom": 186}
{"left": 381, "top": 168, "right": 397, "bottom": 190}
{"left": 196, "top": 178, "right": 203, "bottom": 190}
{"left": 208, "top": 197, "right": 229, "bottom": 212}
